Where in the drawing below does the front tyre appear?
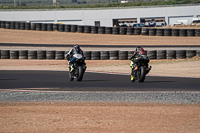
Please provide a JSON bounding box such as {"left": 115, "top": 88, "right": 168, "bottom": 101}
{"left": 139, "top": 66, "right": 146, "bottom": 82}
{"left": 77, "top": 66, "right": 84, "bottom": 81}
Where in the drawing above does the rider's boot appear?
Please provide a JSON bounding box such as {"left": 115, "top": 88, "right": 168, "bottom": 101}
{"left": 83, "top": 63, "right": 87, "bottom": 70}
{"left": 131, "top": 69, "right": 136, "bottom": 82}
{"left": 69, "top": 62, "right": 74, "bottom": 73}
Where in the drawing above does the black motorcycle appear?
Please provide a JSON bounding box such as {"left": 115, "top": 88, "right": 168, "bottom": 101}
{"left": 130, "top": 56, "right": 151, "bottom": 82}
{"left": 69, "top": 54, "right": 86, "bottom": 81}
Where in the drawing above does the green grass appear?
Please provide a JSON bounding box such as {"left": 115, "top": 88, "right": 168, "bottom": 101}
{"left": 0, "top": 0, "right": 200, "bottom": 9}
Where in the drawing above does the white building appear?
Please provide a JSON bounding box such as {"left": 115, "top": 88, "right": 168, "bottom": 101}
{"left": 0, "top": 4, "right": 200, "bottom": 27}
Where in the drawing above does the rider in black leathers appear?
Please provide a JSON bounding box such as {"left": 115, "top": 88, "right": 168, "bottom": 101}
{"left": 129, "top": 46, "right": 151, "bottom": 77}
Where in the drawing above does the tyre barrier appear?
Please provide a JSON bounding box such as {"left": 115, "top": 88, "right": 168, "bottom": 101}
{"left": 58, "top": 24, "right": 64, "bottom": 32}
{"left": 195, "top": 29, "right": 200, "bottom": 36}
{"left": 19, "top": 50, "right": 28, "bottom": 59}
{"left": 119, "top": 51, "right": 128, "bottom": 60}
{"left": 25, "top": 23, "right": 30, "bottom": 30}
{"left": 112, "top": 27, "right": 119, "bottom": 35}
{"left": 1, "top": 20, "right": 200, "bottom": 37}
{"left": 157, "top": 50, "right": 166, "bottom": 59}
{"left": 65, "top": 25, "right": 71, "bottom": 32}
{"left": 84, "top": 51, "right": 91, "bottom": 60}
{"left": 176, "top": 50, "right": 186, "bottom": 59}
{"left": 47, "top": 24, "right": 53, "bottom": 31}
{"left": 20, "top": 22, "right": 25, "bottom": 30}
{"left": 105, "top": 27, "right": 112, "bottom": 34}
{"left": 53, "top": 24, "right": 58, "bottom": 31}
{"left": 46, "top": 51, "right": 55, "bottom": 60}
{"left": 109, "top": 51, "right": 118, "bottom": 60}
{"left": 91, "top": 26, "right": 98, "bottom": 34}
{"left": 10, "top": 50, "right": 19, "bottom": 59}
{"left": 71, "top": 25, "right": 77, "bottom": 33}
{"left": 10, "top": 21, "right": 15, "bottom": 29}
{"left": 166, "top": 50, "right": 176, "bottom": 59}
{"left": 141, "top": 28, "right": 149, "bottom": 35}
{"left": 0, "top": 21, "right": 5, "bottom": 28}
{"left": 77, "top": 25, "right": 84, "bottom": 33}
{"left": 156, "top": 29, "right": 164, "bottom": 36}
{"left": 91, "top": 51, "right": 100, "bottom": 60}
{"left": 187, "top": 29, "right": 195, "bottom": 37}
{"left": 197, "top": 50, "right": 200, "bottom": 57}
{"left": 134, "top": 28, "right": 141, "bottom": 35}
{"left": 28, "top": 51, "right": 37, "bottom": 59}
{"left": 31, "top": 23, "right": 36, "bottom": 30}
{"left": 37, "top": 51, "right": 46, "bottom": 59}
{"left": 5, "top": 21, "right": 10, "bottom": 29}
{"left": 120, "top": 27, "right": 127, "bottom": 35}
{"left": 1, "top": 50, "right": 199, "bottom": 60}
{"left": 127, "top": 27, "right": 134, "bottom": 35}
{"left": 147, "top": 50, "right": 157, "bottom": 59}
{"left": 179, "top": 29, "right": 187, "bottom": 36}
{"left": 1, "top": 50, "right": 9, "bottom": 59}
{"left": 186, "top": 50, "right": 196, "bottom": 59}
{"left": 55, "top": 51, "right": 65, "bottom": 60}
{"left": 84, "top": 26, "right": 91, "bottom": 33}
{"left": 98, "top": 26, "right": 105, "bottom": 34}
{"left": 42, "top": 23, "right": 47, "bottom": 31}
{"left": 100, "top": 51, "right": 109, "bottom": 60}
{"left": 172, "top": 29, "right": 179, "bottom": 36}
{"left": 15, "top": 22, "right": 20, "bottom": 29}
{"left": 164, "top": 29, "right": 172, "bottom": 36}
{"left": 149, "top": 28, "right": 156, "bottom": 36}
{"left": 36, "top": 23, "right": 42, "bottom": 31}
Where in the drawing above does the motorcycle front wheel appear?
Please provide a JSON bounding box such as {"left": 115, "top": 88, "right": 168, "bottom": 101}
{"left": 139, "top": 66, "right": 146, "bottom": 82}
{"left": 77, "top": 66, "right": 84, "bottom": 81}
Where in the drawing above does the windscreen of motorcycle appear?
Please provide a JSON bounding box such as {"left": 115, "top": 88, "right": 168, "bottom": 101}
{"left": 73, "top": 54, "right": 83, "bottom": 59}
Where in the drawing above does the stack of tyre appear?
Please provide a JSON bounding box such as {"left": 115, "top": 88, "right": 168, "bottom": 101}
{"left": 1, "top": 20, "right": 200, "bottom": 37}
{"left": 0, "top": 50, "right": 200, "bottom": 60}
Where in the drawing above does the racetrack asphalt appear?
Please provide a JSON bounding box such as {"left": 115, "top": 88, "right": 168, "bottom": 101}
{"left": 0, "top": 70, "right": 200, "bottom": 92}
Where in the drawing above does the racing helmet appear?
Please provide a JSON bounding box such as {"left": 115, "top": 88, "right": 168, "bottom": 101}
{"left": 136, "top": 46, "right": 144, "bottom": 52}
{"left": 74, "top": 44, "right": 81, "bottom": 54}
{"left": 136, "top": 46, "right": 146, "bottom": 55}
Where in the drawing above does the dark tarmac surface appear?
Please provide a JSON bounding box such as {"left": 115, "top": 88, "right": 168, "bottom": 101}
{"left": 0, "top": 70, "right": 200, "bottom": 91}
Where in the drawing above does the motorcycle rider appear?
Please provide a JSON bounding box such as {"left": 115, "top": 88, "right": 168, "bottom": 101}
{"left": 66, "top": 44, "right": 86, "bottom": 72}
{"left": 129, "top": 46, "right": 151, "bottom": 80}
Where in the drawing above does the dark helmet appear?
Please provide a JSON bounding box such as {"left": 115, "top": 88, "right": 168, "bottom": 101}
{"left": 136, "top": 46, "right": 146, "bottom": 55}
{"left": 136, "top": 46, "right": 144, "bottom": 52}
{"left": 74, "top": 44, "right": 81, "bottom": 53}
